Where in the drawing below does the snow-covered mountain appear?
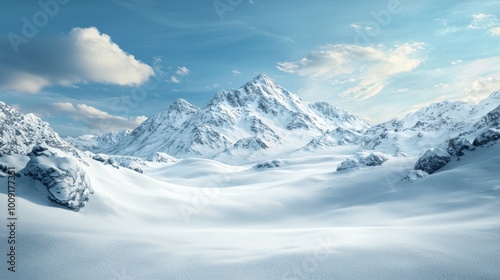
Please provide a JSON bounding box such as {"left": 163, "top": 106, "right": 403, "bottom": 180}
{"left": 0, "top": 101, "right": 78, "bottom": 156}
{"left": 1, "top": 75, "right": 499, "bottom": 212}
{"left": 105, "top": 74, "right": 369, "bottom": 158}
{"left": 66, "top": 129, "right": 132, "bottom": 152}
{"left": 362, "top": 91, "right": 500, "bottom": 156}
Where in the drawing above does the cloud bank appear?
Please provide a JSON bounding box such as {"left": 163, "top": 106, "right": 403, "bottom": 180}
{"left": 277, "top": 43, "right": 425, "bottom": 99}
{"left": 52, "top": 102, "right": 147, "bottom": 133}
{"left": 0, "top": 27, "right": 154, "bottom": 93}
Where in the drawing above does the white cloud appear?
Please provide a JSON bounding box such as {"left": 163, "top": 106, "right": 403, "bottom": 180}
{"left": 176, "top": 66, "right": 190, "bottom": 76}
{"left": 350, "top": 23, "right": 362, "bottom": 31}
{"left": 277, "top": 43, "right": 425, "bottom": 99}
{"left": 52, "top": 102, "right": 147, "bottom": 133}
{"left": 232, "top": 70, "right": 241, "bottom": 75}
{"left": 205, "top": 83, "right": 220, "bottom": 90}
{"left": 467, "top": 13, "right": 500, "bottom": 37}
{"left": 170, "top": 76, "right": 181, "bottom": 84}
{"left": 434, "top": 18, "right": 462, "bottom": 36}
{"left": 490, "top": 26, "right": 500, "bottom": 36}
{"left": 467, "top": 13, "right": 498, "bottom": 30}
{"left": 0, "top": 27, "right": 154, "bottom": 93}
{"left": 465, "top": 76, "right": 500, "bottom": 103}
{"left": 451, "top": 60, "right": 463, "bottom": 65}
{"left": 393, "top": 88, "right": 409, "bottom": 93}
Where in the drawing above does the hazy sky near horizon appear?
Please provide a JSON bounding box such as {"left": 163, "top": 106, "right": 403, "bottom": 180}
{"left": 1, "top": 0, "right": 500, "bottom": 136}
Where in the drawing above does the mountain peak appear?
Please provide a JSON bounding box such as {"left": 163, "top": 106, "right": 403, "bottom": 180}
{"left": 167, "top": 98, "right": 199, "bottom": 113}
{"left": 246, "top": 73, "right": 278, "bottom": 88}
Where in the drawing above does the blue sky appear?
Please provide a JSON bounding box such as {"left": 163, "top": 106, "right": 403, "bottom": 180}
{"left": 1, "top": 0, "right": 500, "bottom": 136}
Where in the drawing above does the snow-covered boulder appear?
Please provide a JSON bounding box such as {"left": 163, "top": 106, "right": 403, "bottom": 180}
{"left": 414, "top": 148, "right": 451, "bottom": 174}
{"left": 254, "top": 160, "right": 283, "bottom": 169}
{"left": 447, "top": 137, "right": 473, "bottom": 157}
{"left": 147, "top": 152, "right": 178, "bottom": 164}
{"left": 404, "top": 170, "right": 428, "bottom": 181}
{"left": 92, "top": 154, "right": 119, "bottom": 168}
{"left": 359, "top": 152, "right": 389, "bottom": 166}
{"left": 336, "top": 152, "right": 389, "bottom": 171}
{"left": 473, "top": 128, "right": 500, "bottom": 146}
{"left": 24, "top": 145, "right": 93, "bottom": 211}
{"left": 336, "top": 159, "right": 359, "bottom": 171}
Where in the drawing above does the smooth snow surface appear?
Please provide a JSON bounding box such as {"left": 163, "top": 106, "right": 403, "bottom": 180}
{"left": 1, "top": 143, "right": 500, "bottom": 279}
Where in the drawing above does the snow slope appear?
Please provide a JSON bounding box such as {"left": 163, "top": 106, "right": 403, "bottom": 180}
{"left": 1, "top": 139, "right": 499, "bottom": 279}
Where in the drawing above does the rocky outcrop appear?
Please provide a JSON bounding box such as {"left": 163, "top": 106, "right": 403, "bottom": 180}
{"left": 24, "top": 145, "right": 93, "bottom": 211}
{"left": 414, "top": 148, "right": 451, "bottom": 174}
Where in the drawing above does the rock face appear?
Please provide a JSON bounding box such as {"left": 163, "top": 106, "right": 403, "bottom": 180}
{"left": 447, "top": 137, "right": 473, "bottom": 157}
{"left": 414, "top": 148, "right": 451, "bottom": 174}
{"left": 473, "top": 128, "right": 500, "bottom": 146}
{"left": 24, "top": 145, "right": 93, "bottom": 211}
{"left": 336, "top": 152, "right": 389, "bottom": 171}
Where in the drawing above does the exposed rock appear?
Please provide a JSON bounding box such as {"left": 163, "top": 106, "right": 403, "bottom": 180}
{"left": 447, "top": 137, "right": 473, "bottom": 157}
{"left": 414, "top": 148, "right": 451, "bottom": 174}
{"left": 254, "top": 160, "right": 283, "bottom": 169}
{"left": 336, "top": 159, "right": 359, "bottom": 171}
{"left": 404, "top": 170, "right": 428, "bottom": 181}
{"left": 473, "top": 128, "right": 500, "bottom": 146}
{"left": 337, "top": 152, "right": 389, "bottom": 171}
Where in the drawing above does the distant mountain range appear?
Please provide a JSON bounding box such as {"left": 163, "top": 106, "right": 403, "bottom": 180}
{"left": 66, "top": 74, "right": 500, "bottom": 159}
{"left": 81, "top": 74, "right": 369, "bottom": 158}
{"left": 1, "top": 74, "right": 499, "bottom": 210}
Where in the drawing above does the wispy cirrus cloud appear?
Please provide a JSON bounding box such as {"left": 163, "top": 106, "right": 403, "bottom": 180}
{"left": 0, "top": 27, "right": 154, "bottom": 93}
{"left": 467, "top": 13, "right": 500, "bottom": 36}
{"left": 277, "top": 43, "right": 426, "bottom": 99}
{"left": 176, "top": 66, "right": 190, "bottom": 76}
